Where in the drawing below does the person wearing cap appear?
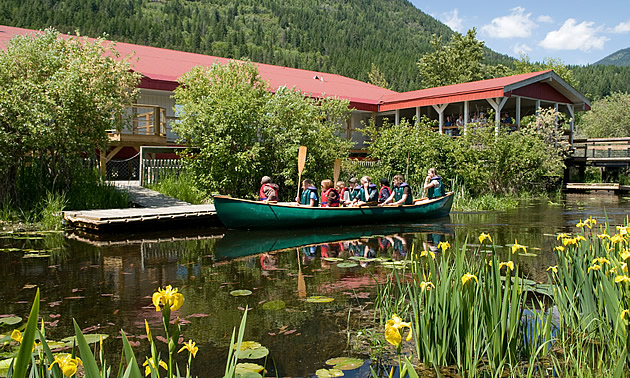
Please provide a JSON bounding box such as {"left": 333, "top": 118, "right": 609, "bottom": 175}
{"left": 259, "top": 176, "right": 279, "bottom": 202}
{"left": 344, "top": 177, "right": 361, "bottom": 206}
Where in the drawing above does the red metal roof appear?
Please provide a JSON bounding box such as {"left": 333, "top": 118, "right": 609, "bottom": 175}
{"left": 0, "top": 25, "right": 589, "bottom": 112}
{"left": 0, "top": 25, "right": 395, "bottom": 109}
{"left": 378, "top": 70, "right": 552, "bottom": 111}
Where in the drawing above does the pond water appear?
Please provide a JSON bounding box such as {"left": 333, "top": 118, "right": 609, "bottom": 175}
{"left": 0, "top": 193, "right": 629, "bottom": 377}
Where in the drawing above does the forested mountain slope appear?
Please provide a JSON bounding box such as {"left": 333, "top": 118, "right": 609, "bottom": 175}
{"left": 595, "top": 48, "right": 630, "bottom": 66}
{"left": 0, "top": 0, "right": 512, "bottom": 92}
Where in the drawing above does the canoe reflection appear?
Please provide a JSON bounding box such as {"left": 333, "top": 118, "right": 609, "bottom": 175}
{"left": 214, "top": 224, "right": 453, "bottom": 260}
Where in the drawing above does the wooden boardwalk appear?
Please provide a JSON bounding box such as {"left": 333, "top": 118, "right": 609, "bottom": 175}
{"left": 63, "top": 181, "right": 221, "bottom": 232}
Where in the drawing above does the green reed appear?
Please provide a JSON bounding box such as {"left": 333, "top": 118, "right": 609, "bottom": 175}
{"left": 146, "top": 172, "right": 208, "bottom": 205}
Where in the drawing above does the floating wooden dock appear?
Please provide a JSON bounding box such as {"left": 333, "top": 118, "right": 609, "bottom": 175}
{"left": 63, "top": 181, "right": 222, "bottom": 232}
{"left": 564, "top": 182, "right": 630, "bottom": 193}
{"left": 63, "top": 204, "right": 221, "bottom": 232}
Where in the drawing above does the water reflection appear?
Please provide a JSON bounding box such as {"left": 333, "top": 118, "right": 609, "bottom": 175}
{"left": 0, "top": 194, "right": 628, "bottom": 376}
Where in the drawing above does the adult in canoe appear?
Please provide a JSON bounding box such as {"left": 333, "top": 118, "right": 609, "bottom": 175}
{"left": 424, "top": 168, "right": 444, "bottom": 199}
{"left": 320, "top": 179, "right": 340, "bottom": 207}
{"left": 380, "top": 174, "right": 413, "bottom": 206}
{"left": 352, "top": 176, "right": 377, "bottom": 206}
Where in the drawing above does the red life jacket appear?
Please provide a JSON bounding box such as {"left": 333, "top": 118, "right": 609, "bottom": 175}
{"left": 338, "top": 187, "right": 347, "bottom": 200}
{"left": 259, "top": 183, "right": 278, "bottom": 201}
{"left": 321, "top": 188, "right": 340, "bottom": 207}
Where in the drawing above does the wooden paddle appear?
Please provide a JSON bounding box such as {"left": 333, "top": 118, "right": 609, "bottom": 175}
{"left": 296, "top": 146, "right": 307, "bottom": 202}
{"left": 333, "top": 158, "right": 341, "bottom": 184}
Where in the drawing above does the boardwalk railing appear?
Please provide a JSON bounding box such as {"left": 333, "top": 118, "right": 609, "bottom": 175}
{"left": 571, "top": 137, "right": 630, "bottom": 160}
{"left": 141, "top": 158, "right": 186, "bottom": 185}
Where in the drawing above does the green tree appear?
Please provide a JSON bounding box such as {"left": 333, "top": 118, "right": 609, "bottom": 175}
{"left": 417, "top": 28, "right": 485, "bottom": 88}
{"left": 0, "top": 28, "right": 140, "bottom": 207}
{"left": 173, "top": 61, "right": 352, "bottom": 199}
{"left": 577, "top": 92, "right": 630, "bottom": 138}
{"left": 367, "top": 63, "right": 390, "bottom": 89}
{"left": 514, "top": 54, "right": 579, "bottom": 89}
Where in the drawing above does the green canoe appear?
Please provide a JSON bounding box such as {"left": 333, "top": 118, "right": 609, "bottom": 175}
{"left": 212, "top": 192, "right": 453, "bottom": 230}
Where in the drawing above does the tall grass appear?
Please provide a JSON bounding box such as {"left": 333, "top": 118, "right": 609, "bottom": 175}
{"left": 1, "top": 166, "right": 129, "bottom": 229}
{"left": 146, "top": 173, "right": 208, "bottom": 205}
{"left": 451, "top": 177, "right": 520, "bottom": 211}
{"left": 371, "top": 217, "right": 630, "bottom": 376}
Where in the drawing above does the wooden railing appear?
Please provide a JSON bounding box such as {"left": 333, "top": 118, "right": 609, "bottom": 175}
{"left": 570, "top": 137, "right": 630, "bottom": 160}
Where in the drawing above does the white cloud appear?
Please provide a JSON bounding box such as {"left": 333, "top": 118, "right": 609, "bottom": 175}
{"left": 537, "top": 15, "right": 553, "bottom": 24}
{"left": 512, "top": 43, "right": 532, "bottom": 56}
{"left": 481, "top": 7, "right": 537, "bottom": 38}
{"left": 613, "top": 21, "right": 630, "bottom": 33}
{"left": 442, "top": 9, "right": 464, "bottom": 33}
{"left": 539, "top": 19, "right": 608, "bottom": 51}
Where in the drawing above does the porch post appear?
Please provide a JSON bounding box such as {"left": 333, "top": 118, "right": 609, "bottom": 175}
{"left": 486, "top": 97, "right": 508, "bottom": 135}
{"left": 395, "top": 109, "right": 400, "bottom": 125}
{"left": 535, "top": 100, "right": 541, "bottom": 116}
{"left": 432, "top": 104, "right": 447, "bottom": 134}
{"left": 415, "top": 106, "right": 420, "bottom": 125}
{"left": 567, "top": 104, "right": 575, "bottom": 146}
{"left": 464, "top": 101, "right": 469, "bottom": 136}
{"left": 516, "top": 97, "right": 521, "bottom": 130}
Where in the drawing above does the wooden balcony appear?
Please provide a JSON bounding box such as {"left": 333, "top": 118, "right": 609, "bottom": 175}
{"left": 107, "top": 104, "right": 169, "bottom": 147}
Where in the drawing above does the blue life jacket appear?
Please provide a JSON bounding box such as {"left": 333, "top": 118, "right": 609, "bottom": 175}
{"left": 300, "top": 185, "right": 319, "bottom": 206}
{"left": 358, "top": 183, "right": 377, "bottom": 202}
{"left": 393, "top": 182, "right": 413, "bottom": 205}
{"left": 427, "top": 176, "right": 444, "bottom": 199}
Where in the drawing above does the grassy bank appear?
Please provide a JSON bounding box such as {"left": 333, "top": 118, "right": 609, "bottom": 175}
{"left": 146, "top": 173, "right": 209, "bottom": 205}
{"left": 0, "top": 168, "right": 129, "bottom": 231}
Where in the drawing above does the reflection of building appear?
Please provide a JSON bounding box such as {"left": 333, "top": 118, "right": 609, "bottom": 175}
{"left": 0, "top": 25, "right": 590, "bottom": 167}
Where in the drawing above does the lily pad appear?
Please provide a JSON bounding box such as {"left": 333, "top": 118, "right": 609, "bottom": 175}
{"left": 316, "top": 368, "right": 344, "bottom": 377}
{"left": 235, "top": 341, "right": 261, "bottom": 351}
{"left": 325, "top": 357, "right": 364, "bottom": 370}
{"left": 262, "top": 300, "right": 285, "bottom": 310}
{"left": 322, "top": 257, "right": 344, "bottom": 262}
{"left": 0, "top": 248, "right": 22, "bottom": 253}
{"left": 0, "top": 316, "right": 21, "bottom": 326}
{"left": 239, "top": 346, "right": 269, "bottom": 360}
{"left": 306, "top": 296, "right": 334, "bottom": 303}
{"left": 230, "top": 290, "right": 253, "bottom": 297}
{"left": 336, "top": 262, "right": 358, "bottom": 268}
{"left": 518, "top": 252, "right": 538, "bottom": 257}
{"left": 23, "top": 253, "right": 51, "bottom": 259}
{"left": 235, "top": 362, "right": 264, "bottom": 375}
{"left": 61, "top": 333, "right": 109, "bottom": 346}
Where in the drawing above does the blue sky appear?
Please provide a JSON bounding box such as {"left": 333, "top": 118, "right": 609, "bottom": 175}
{"left": 410, "top": 1, "right": 630, "bottom": 65}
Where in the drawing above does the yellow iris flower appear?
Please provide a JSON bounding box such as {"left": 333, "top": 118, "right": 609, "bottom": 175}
{"left": 615, "top": 275, "right": 630, "bottom": 283}
{"left": 498, "top": 261, "right": 514, "bottom": 271}
{"left": 11, "top": 330, "right": 36, "bottom": 351}
{"left": 547, "top": 266, "right": 558, "bottom": 273}
{"left": 557, "top": 233, "right": 570, "bottom": 240}
{"left": 592, "top": 257, "right": 610, "bottom": 265}
{"left": 462, "top": 273, "right": 478, "bottom": 286}
{"left": 598, "top": 233, "right": 611, "bottom": 240}
{"left": 437, "top": 241, "right": 450, "bottom": 253}
{"left": 419, "top": 250, "right": 435, "bottom": 260}
{"left": 143, "top": 357, "right": 168, "bottom": 377}
{"left": 511, "top": 240, "right": 526, "bottom": 254}
{"left": 178, "top": 340, "right": 198, "bottom": 358}
{"left": 612, "top": 234, "right": 626, "bottom": 245}
{"left": 554, "top": 245, "right": 565, "bottom": 252}
{"left": 588, "top": 264, "right": 602, "bottom": 273}
{"left": 478, "top": 232, "right": 492, "bottom": 244}
{"left": 384, "top": 314, "right": 413, "bottom": 346}
{"left": 49, "top": 354, "right": 82, "bottom": 377}
{"left": 617, "top": 226, "right": 630, "bottom": 235}
{"left": 622, "top": 309, "right": 630, "bottom": 319}
{"left": 419, "top": 281, "right": 435, "bottom": 291}
{"left": 152, "top": 285, "right": 185, "bottom": 312}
